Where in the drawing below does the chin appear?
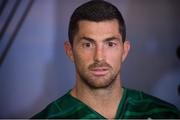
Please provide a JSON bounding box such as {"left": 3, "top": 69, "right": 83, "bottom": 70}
{"left": 85, "top": 78, "right": 115, "bottom": 89}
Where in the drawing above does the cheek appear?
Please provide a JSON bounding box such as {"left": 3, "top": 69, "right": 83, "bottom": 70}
{"left": 106, "top": 51, "right": 123, "bottom": 68}
{"left": 73, "top": 51, "right": 93, "bottom": 68}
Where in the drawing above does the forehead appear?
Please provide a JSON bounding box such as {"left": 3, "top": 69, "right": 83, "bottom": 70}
{"left": 76, "top": 19, "right": 121, "bottom": 39}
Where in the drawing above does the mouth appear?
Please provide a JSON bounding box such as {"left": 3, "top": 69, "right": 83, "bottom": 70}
{"left": 90, "top": 67, "right": 109, "bottom": 76}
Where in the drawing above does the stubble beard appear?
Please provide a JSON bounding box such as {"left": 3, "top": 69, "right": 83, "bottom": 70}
{"left": 77, "top": 61, "right": 120, "bottom": 89}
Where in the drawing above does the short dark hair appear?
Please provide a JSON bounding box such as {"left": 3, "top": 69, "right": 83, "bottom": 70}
{"left": 68, "top": 0, "right": 126, "bottom": 46}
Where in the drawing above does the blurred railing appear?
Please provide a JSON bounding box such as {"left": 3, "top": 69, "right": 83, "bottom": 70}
{"left": 0, "top": 0, "right": 34, "bottom": 66}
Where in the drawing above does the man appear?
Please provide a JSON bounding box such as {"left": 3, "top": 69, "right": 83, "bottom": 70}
{"left": 32, "top": 0, "right": 180, "bottom": 119}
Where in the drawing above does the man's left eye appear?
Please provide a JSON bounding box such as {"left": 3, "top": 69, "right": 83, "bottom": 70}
{"left": 107, "top": 42, "right": 116, "bottom": 47}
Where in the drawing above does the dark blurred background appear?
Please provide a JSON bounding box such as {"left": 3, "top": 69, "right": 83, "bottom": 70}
{"left": 0, "top": 0, "right": 179, "bottom": 118}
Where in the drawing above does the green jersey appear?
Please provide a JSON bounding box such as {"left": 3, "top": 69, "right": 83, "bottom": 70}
{"left": 32, "top": 88, "right": 180, "bottom": 119}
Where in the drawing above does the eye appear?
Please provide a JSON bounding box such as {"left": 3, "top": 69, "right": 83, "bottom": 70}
{"left": 82, "top": 42, "right": 93, "bottom": 48}
{"left": 107, "top": 41, "right": 116, "bottom": 47}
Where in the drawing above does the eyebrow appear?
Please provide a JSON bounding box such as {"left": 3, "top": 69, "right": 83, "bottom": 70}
{"left": 80, "top": 37, "right": 95, "bottom": 43}
{"left": 80, "top": 36, "right": 121, "bottom": 43}
{"left": 104, "top": 37, "right": 121, "bottom": 42}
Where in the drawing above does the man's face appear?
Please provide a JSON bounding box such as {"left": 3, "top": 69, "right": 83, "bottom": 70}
{"left": 65, "top": 19, "right": 130, "bottom": 89}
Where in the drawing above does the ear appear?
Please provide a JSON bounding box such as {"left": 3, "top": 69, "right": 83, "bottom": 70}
{"left": 122, "top": 40, "right": 130, "bottom": 62}
{"left": 64, "top": 41, "right": 74, "bottom": 62}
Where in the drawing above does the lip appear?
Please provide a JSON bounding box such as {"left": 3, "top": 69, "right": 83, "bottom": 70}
{"left": 90, "top": 67, "right": 109, "bottom": 76}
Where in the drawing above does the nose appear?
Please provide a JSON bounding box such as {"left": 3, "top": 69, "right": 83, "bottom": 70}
{"left": 94, "top": 45, "right": 105, "bottom": 62}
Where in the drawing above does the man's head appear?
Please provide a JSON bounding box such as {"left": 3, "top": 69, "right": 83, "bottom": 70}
{"left": 68, "top": 0, "right": 126, "bottom": 46}
{"left": 65, "top": 0, "right": 130, "bottom": 89}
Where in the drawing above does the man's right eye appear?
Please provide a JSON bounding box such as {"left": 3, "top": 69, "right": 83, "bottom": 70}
{"left": 82, "top": 43, "right": 93, "bottom": 48}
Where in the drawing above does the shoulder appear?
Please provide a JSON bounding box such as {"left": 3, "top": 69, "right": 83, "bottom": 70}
{"left": 32, "top": 91, "right": 72, "bottom": 119}
{"left": 124, "top": 88, "right": 180, "bottom": 118}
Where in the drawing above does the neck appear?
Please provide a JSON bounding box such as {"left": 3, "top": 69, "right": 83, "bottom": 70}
{"left": 71, "top": 75, "right": 123, "bottom": 118}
